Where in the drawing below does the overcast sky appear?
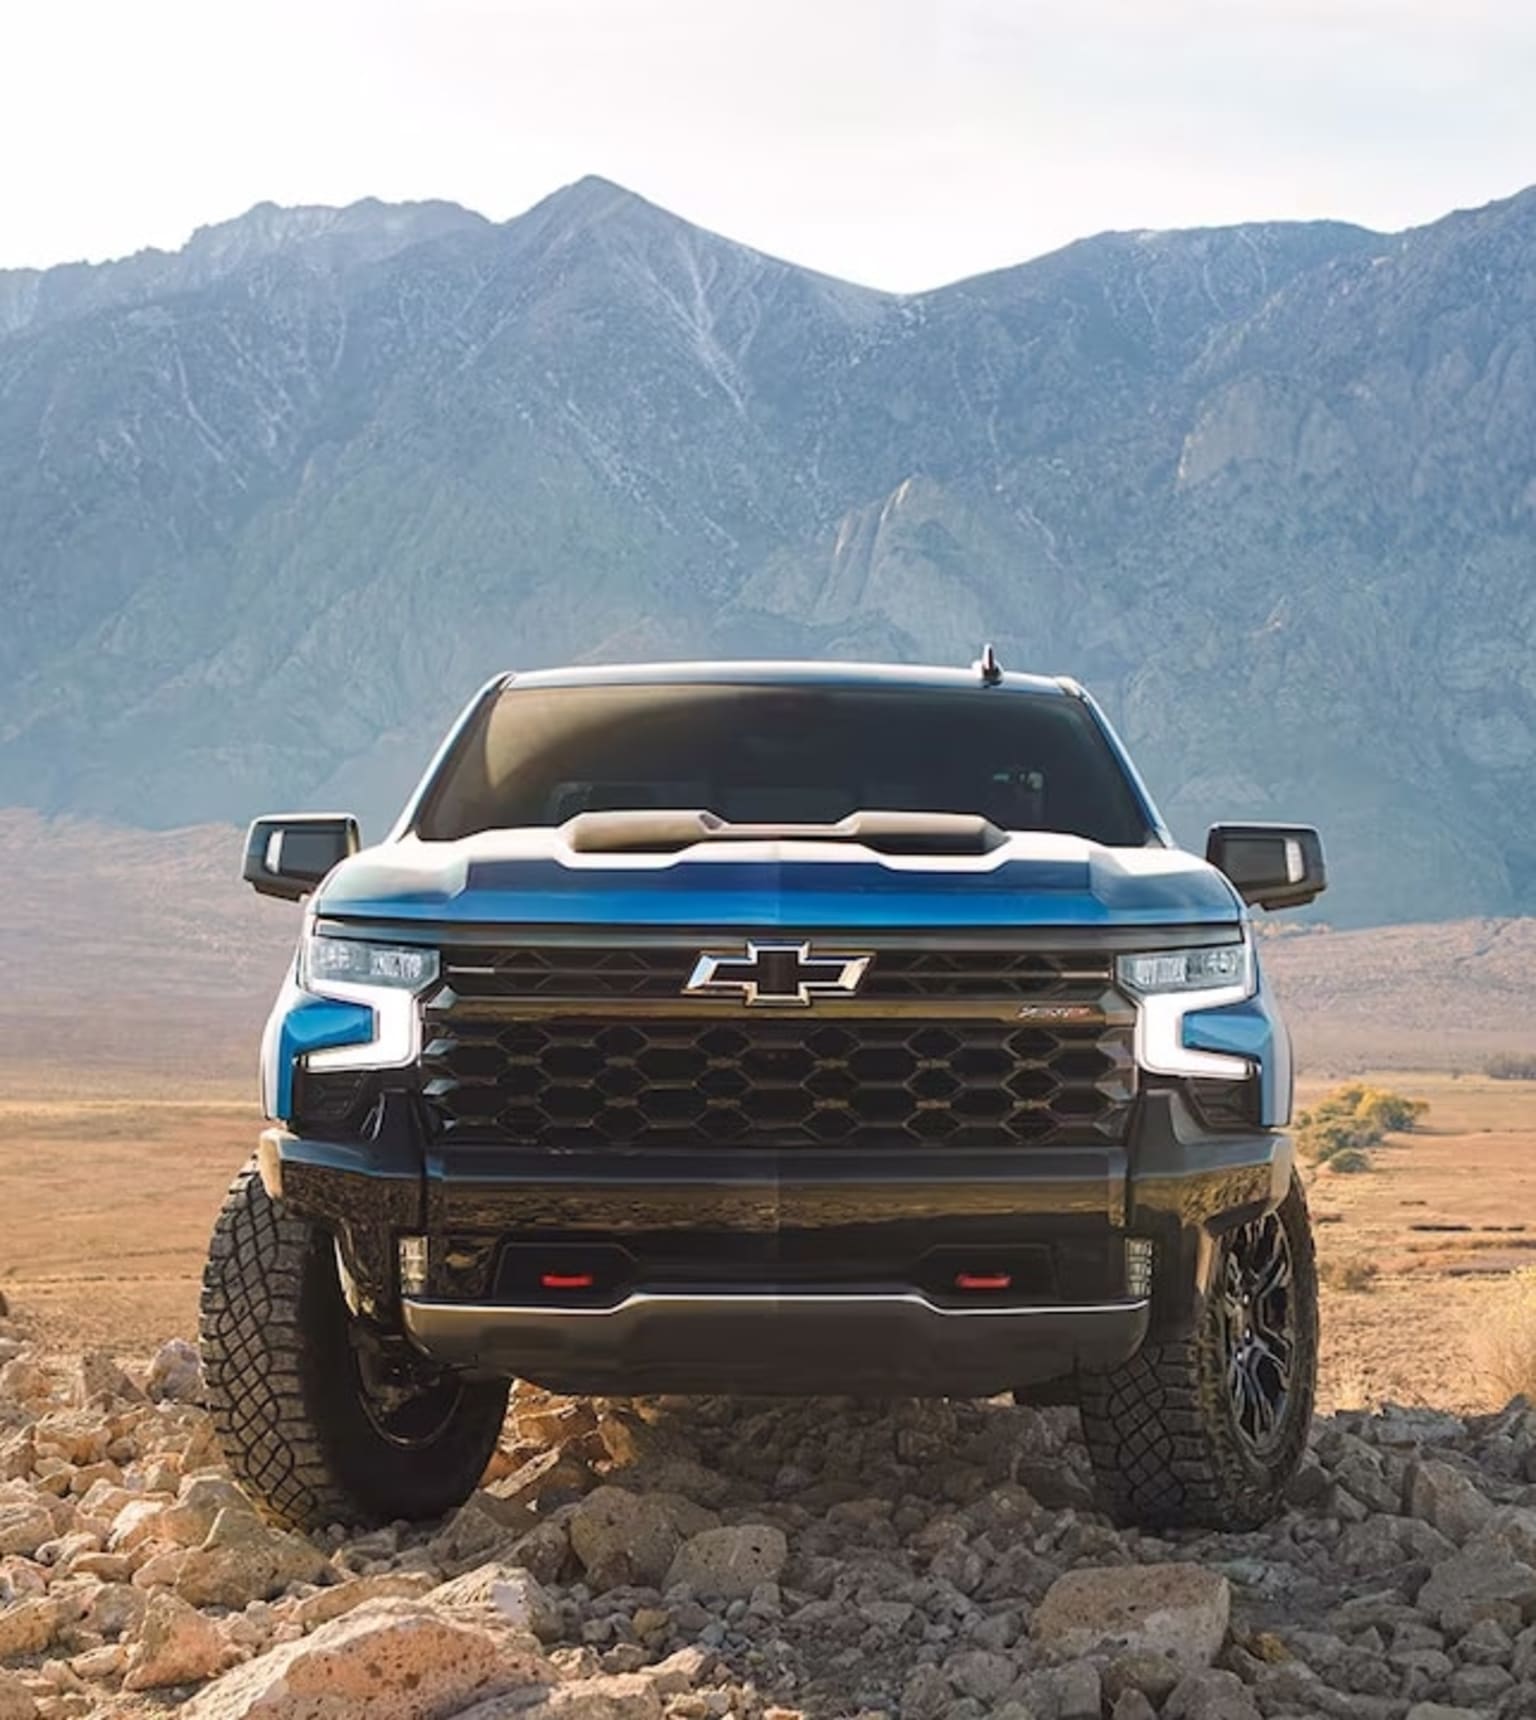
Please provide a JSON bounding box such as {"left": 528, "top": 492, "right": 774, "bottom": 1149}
{"left": 5, "top": 0, "right": 1535, "bottom": 290}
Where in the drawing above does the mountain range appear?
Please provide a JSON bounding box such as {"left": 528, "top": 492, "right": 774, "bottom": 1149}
{"left": 4, "top": 176, "right": 1535, "bottom": 926}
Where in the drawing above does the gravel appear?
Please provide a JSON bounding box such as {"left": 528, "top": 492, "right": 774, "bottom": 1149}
{"left": 4, "top": 1298, "right": 1536, "bottom": 1718}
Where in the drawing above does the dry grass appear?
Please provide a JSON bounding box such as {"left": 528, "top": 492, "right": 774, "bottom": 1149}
{"left": 1470, "top": 1268, "right": 1536, "bottom": 1403}
{"left": 1321, "top": 1256, "right": 1379, "bottom": 1293}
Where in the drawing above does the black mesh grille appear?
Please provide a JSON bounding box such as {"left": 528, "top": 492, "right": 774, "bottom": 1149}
{"left": 420, "top": 1014, "right": 1134, "bottom": 1149}
{"left": 439, "top": 945, "right": 1110, "bottom": 1002}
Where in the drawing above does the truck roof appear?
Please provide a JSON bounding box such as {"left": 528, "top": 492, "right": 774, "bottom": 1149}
{"left": 498, "top": 660, "right": 1073, "bottom": 696}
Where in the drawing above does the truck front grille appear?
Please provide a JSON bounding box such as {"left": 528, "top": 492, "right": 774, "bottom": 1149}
{"left": 440, "top": 945, "right": 1111, "bottom": 1003}
{"left": 420, "top": 1014, "right": 1134, "bottom": 1150}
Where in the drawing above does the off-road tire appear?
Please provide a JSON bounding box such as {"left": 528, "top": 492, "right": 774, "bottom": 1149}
{"left": 1078, "top": 1172, "right": 1318, "bottom": 1529}
{"left": 200, "top": 1161, "right": 508, "bottom": 1531}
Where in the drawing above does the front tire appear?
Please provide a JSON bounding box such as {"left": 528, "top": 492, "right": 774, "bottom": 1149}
{"left": 200, "top": 1162, "right": 508, "bottom": 1531}
{"left": 1078, "top": 1173, "right": 1317, "bottom": 1529}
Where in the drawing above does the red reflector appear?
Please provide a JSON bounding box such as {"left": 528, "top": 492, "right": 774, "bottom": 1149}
{"left": 955, "top": 1272, "right": 1012, "bottom": 1292}
{"left": 540, "top": 1272, "right": 594, "bottom": 1290}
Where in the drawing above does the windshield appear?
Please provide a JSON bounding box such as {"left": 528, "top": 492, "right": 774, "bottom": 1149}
{"left": 414, "top": 682, "right": 1154, "bottom": 846}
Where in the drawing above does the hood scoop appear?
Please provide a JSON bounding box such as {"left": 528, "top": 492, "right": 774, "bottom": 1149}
{"left": 560, "top": 808, "right": 1009, "bottom": 857}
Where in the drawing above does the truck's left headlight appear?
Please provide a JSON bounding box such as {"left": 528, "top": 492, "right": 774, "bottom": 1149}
{"left": 303, "top": 934, "right": 439, "bottom": 993}
{"left": 1116, "top": 941, "right": 1252, "bottom": 998}
{"left": 1117, "top": 933, "right": 1255, "bottom": 1081}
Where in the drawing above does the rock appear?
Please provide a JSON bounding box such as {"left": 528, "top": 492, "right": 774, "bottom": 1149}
{"left": 1164, "top": 1669, "right": 1263, "bottom": 1720}
{"left": 1445, "top": 1662, "right": 1513, "bottom": 1707}
{"left": 1404, "top": 1708, "right": 1488, "bottom": 1720}
{"left": 1415, "top": 1549, "right": 1536, "bottom": 1630}
{"left": 0, "top": 1598, "right": 55, "bottom": 1659}
{"left": 1103, "top": 1650, "right": 1185, "bottom": 1706}
{"left": 288, "top": 1571, "right": 438, "bottom": 1630}
{"left": 0, "top": 1503, "right": 54, "bottom": 1558}
{"left": 664, "top": 1524, "right": 787, "bottom": 1600}
{"left": 0, "top": 1670, "right": 38, "bottom": 1720}
{"left": 1405, "top": 1460, "right": 1494, "bottom": 1544}
{"left": 0, "top": 1358, "right": 52, "bottom": 1405}
{"left": 174, "top": 1506, "right": 335, "bottom": 1608}
{"left": 84, "top": 1580, "right": 146, "bottom": 1638}
{"left": 122, "top": 1592, "right": 230, "bottom": 1691}
{"left": 179, "top": 1599, "right": 550, "bottom": 1719}
{"left": 146, "top": 1339, "right": 204, "bottom": 1404}
{"left": 569, "top": 1487, "right": 714, "bottom": 1591}
{"left": 426, "top": 1561, "right": 560, "bottom": 1640}
{"left": 72, "top": 1350, "right": 143, "bottom": 1407}
{"left": 1112, "top": 1695, "right": 1159, "bottom": 1720}
{"left": 507, "top": 1512, "right": 574, "bottom": 1586}
{"left": 942, "top": 1648, "right": 1016, "bottom": 1702}
{"left": 1055, "top": 1660, "right": 1104, "bottom": 1720}
{"left": 457, "top": 1670, "right": 663, "bottom": 1720}
{"left": 154, "top": 1474, "right": 255, "bottom": 1546}
{"left": 1033, "top": 1564, "right": 1231, "bottom": 1671}
{"left": 900, "top": 1663, "right": 951, "bottom": 1720}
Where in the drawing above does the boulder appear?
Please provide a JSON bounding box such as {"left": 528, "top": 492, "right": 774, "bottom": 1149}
{"left": 427, "top": 1560, "right": 561, "bottom": 1640}
{"left": 1415, "top": 1549, "right": 1536, "bottom": 1630}
{"left": 174, "top": 1506, "right": 335, "bottom": 1608}
{"left": 0, "top": 1502, "right": 54, "bottom": 1559}
{"left": 663, "top": 1524, "right": 787, "bottom": 1601}
{"left": 456, "top": 1671, "right": 663, "bottom": 1720}
{"left": 72, "top": 1349, "right": 143, "bottom": 1407}
{"left": 0, "top": 1597, "right": 55, "bottom": 1659}
{"left": 147, "top": 1339, "right": 205, "bottom": 1404}
{"left": 123, "top": 1591, "right": 231, "bottom": 1691}
{"left": 0, "top": 1670, "right": 38, "bottom": 1720}
{"left": 1164, "top": 1668, "right": 1263, "bottom": 1720}
{"left": 288, "top": 1570, "right": 438, "bottom": 1631}
{"left": 569, "top": 1487, "right": 715, "bottom": 1591}
{"left": 179, "top": 1598, "right": 550, "bottom": 1719}
{"left": 1405, "top": 1459, "right": 1494, "bottom": 1544}
{"left": 1032, "top": 1564, "right": 1231, "bottom": 1671}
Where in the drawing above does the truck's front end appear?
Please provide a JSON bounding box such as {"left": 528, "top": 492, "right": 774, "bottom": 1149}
{"left": 207, "top": 662, "right": 1324, "bottom": 1532}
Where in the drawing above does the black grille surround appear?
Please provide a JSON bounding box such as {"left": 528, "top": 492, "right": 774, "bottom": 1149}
{"left": 419, "top": 938, "right": 1136, "bottom": 1151}
{"left": 438, "top": 943, "right": 1113, "bottom": 1004}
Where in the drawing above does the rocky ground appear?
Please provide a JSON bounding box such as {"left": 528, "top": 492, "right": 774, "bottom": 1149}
{"left": 6, "top": 1299, "right": 1536, "bottom": 1719}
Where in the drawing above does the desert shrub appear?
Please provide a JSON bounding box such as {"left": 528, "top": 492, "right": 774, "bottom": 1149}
{"left": 1322, "top": 1147, "right": 1372, "bottom": 1174}
{"left": 1487, "top": 1052, "right": 1536, "bottom": 1081}
{"left": 1472, "top": 1268, "right": 1536, "bottom": 1403}
{"left": 1296, "top": 1083, "right": 1428, "bottom": 1165}
{"left": 1321, "top": 1255, "right": 1379, "bottom": 1291}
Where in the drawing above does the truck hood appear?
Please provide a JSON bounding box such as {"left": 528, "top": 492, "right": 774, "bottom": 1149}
{"left": 313, "top": 830, "right": 1243, "bottom": 929}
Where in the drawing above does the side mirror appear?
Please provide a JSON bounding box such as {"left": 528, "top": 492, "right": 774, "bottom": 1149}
{"left": 1206, "top": 822, "right": 1326, "bottom": 910}
{"left": 242, "top": 814, "right": 360, "bottom": 901}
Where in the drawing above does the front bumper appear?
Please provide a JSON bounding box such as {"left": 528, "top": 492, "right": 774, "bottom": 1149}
{"left": 402, "top": 1289, "right": 1149, "bottom": 1396}
{"left": 258, "top": 1085, "right": 1290, "bottom": 1396}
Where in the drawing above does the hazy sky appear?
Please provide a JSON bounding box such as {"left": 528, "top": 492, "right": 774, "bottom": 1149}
{"left": 5, "top": 0, "right": 1536, "bottom": 290}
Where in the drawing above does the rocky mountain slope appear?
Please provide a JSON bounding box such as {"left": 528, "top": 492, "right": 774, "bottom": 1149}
{"left": 4, "top": 179, "right": 1536, "bottom": 924}
{"left": 4, "top": 1306, "right": 1536, "bottom": 1719}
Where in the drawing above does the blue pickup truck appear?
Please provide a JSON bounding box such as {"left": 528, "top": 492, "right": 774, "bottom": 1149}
{"left": 204, "top": 656, "right": 1325, "bottom": 1532}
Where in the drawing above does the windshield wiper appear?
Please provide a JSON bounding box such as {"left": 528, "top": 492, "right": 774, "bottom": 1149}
{"left": 560, "top": 809, "right": 1008, "bottom": 856}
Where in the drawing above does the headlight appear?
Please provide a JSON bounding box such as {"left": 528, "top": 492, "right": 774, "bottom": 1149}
{"left": 297, "top": 934, "right": 438, "bottom": 1077}
{"left": 1117, "top": 942, "right": 1251, "bottom": 996}
{"left": 303, "top": 935, "right": 439, "bottom": 993}
{"left": 1121, "top": 933, "right": 1255, "bottom": 1082}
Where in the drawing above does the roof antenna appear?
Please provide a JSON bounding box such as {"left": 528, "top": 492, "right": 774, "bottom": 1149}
{"left": 975, "top": 642, "right": 1003, "bottom": 685}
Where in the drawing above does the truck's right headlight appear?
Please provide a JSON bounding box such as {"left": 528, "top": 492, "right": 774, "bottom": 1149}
{"left": 303, "top": 934, "right": 440, "bottom": 993}
{"left": 1118, "top": 934, "right": 1255, "bottom": 1080}
{"left": 298, "top": 932, "right": 440, "bottom": 1073}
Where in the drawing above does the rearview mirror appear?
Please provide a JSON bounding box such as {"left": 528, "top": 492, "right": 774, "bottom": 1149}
{"left": 1206, "top": 823, "right": 1326, "bottom": 910}
{"left": 242, "top": 814, "right": 360, "bottom": 901}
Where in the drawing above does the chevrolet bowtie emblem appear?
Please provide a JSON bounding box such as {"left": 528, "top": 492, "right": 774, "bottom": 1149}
{"left": 684, "top": 941, "right": 872, "bottom": 1007}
